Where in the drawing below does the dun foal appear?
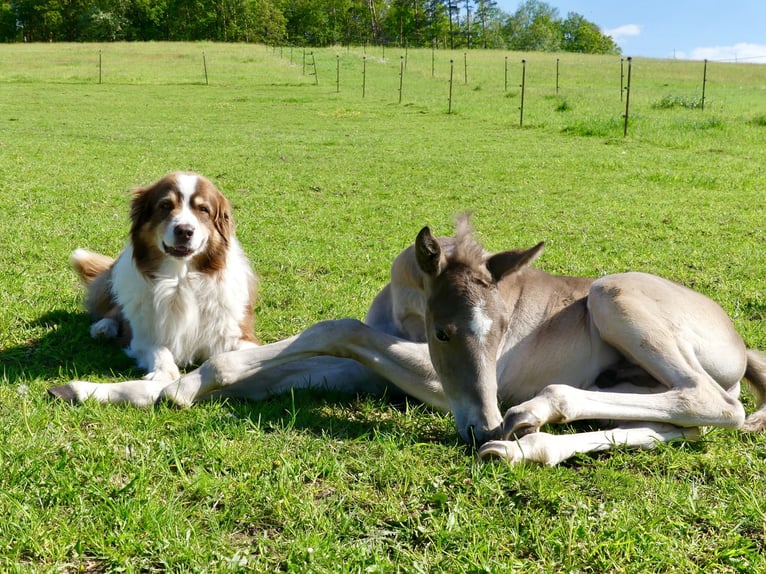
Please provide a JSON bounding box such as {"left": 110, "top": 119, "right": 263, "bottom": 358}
{"left": 51, "top": 216, "right": 766, "bottom": 465}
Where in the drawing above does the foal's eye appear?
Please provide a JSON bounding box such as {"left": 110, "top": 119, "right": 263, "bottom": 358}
{"left": 435, "top": 328, "right": 450, "bottom": 342}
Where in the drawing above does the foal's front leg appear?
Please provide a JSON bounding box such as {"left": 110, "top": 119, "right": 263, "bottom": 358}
{"left": 51, "top": 319, "right": 447, "bottom": 411}
{"left": 160, "top": 318, "right": 448, "bottom": 409}
{"left": 479, "top": 423, "right": 699, "bottom": 466}
{"left": 48, "top": 377, "right": 174, "bottom": 407}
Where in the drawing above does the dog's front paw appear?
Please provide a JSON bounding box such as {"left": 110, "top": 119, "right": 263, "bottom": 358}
{"left": 90, "top": 318, "right": 119, "bottom": 339}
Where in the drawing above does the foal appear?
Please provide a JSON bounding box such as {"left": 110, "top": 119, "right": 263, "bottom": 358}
{"left": 51, "top": 216, "right": 766, "bottom": 464}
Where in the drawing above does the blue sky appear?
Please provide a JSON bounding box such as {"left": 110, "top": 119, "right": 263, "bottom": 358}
{"left": 494, "top": 1, "right": 766, "bottom": 63}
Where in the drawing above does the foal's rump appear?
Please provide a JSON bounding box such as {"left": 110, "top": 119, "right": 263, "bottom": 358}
{"left": 587, "top": 271, "right": 748, "bottom": 393}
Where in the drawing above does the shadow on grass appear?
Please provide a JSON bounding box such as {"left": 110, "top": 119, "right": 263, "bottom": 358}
{"left": 0, "top": 309, "right": 135, "bottom": 383}
{"left": 219, "top": 382, "right": 464, "bottom": 447}
{"left": 5, "top": 311, "right": 460, "bottom": 445}
{"left": 222, "top": 390, "right": 459, "bottom": 446}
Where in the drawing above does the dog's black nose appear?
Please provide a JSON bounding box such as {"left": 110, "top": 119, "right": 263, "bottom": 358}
{"left": 174, "top": 224, "right": 194, "bottom": 240}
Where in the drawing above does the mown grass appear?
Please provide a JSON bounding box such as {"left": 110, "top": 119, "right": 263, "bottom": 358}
{"left": 1, "top": 43, "right": 766, "bottom": 572}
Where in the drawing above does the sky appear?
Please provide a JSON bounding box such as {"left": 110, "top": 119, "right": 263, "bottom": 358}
{"left": 494, "top": 1, "right": 766, "bottom": 63}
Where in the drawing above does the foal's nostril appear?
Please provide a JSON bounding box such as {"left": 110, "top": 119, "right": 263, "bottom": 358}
{"left": 467, "top": 425, "right": 477, "bottom": 447}
{"left": 174, "top": 224, "right": 194, "bottom": 240}
{"left": 465, "top": 424, "right": 502, "bottom": 449}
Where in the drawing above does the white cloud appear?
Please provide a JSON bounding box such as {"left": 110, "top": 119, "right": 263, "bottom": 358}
{"left": 686, "top": 43, "right": 766, "bottom": 63}
{"left": 603, "top": 24, "right": 641, "bottom": 43}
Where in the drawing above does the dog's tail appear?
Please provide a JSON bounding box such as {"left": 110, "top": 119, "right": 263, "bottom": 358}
{"left": 70, "top": 249, "right": 114, "bottom": 284}
{"left": 70, "top": 248, "right": 118, "bottom": 321}
{"left": 742, "top": 349, "right": 766, "bottom": 432}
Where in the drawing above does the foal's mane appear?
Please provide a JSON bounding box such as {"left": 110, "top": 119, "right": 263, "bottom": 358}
{"left": 450, "top": 213, "right": 488, "bottom": 269}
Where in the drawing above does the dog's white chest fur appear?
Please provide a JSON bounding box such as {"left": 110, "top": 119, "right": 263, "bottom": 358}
{"left": 112, "top": 240, "right": 253, "bottom": 368}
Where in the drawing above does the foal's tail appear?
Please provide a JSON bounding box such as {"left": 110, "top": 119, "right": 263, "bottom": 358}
{"left": 742, "top": 349, "right": 766, "bottom": 432}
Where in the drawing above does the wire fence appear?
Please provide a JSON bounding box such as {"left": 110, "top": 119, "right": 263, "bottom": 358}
{"left": 2, "top": 43, "right": 765, "bottom": 138}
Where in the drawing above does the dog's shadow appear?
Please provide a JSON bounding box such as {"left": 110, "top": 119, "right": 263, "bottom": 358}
{"left": 1, "top": 309, "right": 136, "bottom": 383}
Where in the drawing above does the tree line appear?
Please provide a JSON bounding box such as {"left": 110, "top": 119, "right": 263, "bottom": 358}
{"left": 0, "top": 0, "right": 620, "bottom": 55}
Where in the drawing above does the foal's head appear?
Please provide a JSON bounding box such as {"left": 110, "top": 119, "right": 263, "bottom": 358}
{"left": 415, "top": 216, "right": 544, "bottom": 447}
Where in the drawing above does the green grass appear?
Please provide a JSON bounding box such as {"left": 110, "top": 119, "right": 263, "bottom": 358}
{"left": 1, "top": 42, "right": 766, "bottom": 572}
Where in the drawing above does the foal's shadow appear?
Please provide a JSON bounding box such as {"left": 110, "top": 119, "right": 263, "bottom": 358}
{"left": 223, "top": 391, "right": 450, "bottom": 444}
{"left": 1, "top": 309, "right": 135, "bottom": 383}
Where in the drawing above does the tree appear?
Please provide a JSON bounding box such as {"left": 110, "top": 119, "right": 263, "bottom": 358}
{"left": 80, "top": 7, "right": 128, "bottom": 41}
{"left": 503, "top": 0, "right": 561, "bottom": 52}
{"left": 0, "top": 1, "right": 19, "bottom": 41}
{"left": 561, "top": 11, "right": 619, "bottom": 55}
{"left": 243, "top": 0, "right": 286, "bottom": 44}
{"left": 0, "top": 0, "right": 619, "bottom": 51}
{"left": 474, "top": 0, "right": 496, "bottom": 48}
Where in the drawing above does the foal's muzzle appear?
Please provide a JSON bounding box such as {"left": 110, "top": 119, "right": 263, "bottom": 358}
{"left": 464, "top": 424, "right": 503, "bottom": 449}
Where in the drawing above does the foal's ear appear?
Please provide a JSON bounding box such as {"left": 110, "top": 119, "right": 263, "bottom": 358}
{"left": 486, "top": 241, "right": 544, "bottom": 283}
{"left": 415, "top": 226, "right": 444, "bottom": 276}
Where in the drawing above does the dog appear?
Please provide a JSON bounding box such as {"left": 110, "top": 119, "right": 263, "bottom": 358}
{"left": 70, "top": 172, "right": 258, "bottom": 388}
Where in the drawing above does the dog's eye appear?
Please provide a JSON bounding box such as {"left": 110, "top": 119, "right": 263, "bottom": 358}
{"left": 197, "top": 205, "right": 211, "bottom": 215}
{"left": 158, "top": 199, "right": 174, "bottom": 211}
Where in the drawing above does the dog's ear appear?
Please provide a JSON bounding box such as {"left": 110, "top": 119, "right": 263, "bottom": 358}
{"left": 129, "top": 184, "right": 155, "bottom": 235}
{"left": 213, "top": 194, "right": 233, "bottom": 243}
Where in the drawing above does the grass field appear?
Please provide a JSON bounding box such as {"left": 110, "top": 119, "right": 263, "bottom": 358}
{"left": 1, "top": 42, "right": 766, "bottom": 572}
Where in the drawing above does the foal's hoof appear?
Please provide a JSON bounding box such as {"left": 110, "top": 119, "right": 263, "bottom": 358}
{"left": 478, "top": 440, "right": 523, "bottom": 463}
{"left": 501, "top": 411, "right": 540, "bottom": 439}
{"left": 47, "top": 384, "right": 79, "bottom": 403}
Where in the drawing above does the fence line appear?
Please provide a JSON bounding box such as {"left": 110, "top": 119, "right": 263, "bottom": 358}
{"left": 4, "top": 44, "right": 765, "bottom": 137}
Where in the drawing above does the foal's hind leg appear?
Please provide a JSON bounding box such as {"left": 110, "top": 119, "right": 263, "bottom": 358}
{"left": 497, "top": 273, "right": 748, "bottom": 439}
{"left": 587, "top": 273, "right": 747, "bottom": 428}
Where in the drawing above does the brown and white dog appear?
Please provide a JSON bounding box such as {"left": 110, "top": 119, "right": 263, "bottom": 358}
{"left": 71, "top": 172, "right": 258, "bottom": 385}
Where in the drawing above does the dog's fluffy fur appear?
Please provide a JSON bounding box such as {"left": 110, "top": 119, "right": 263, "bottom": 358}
{"left": 71, "top": 172, "right": 258, "bottom": 382}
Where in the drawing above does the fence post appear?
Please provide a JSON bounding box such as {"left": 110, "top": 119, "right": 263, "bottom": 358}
{"left": 398, "top": 56, "right": 404, "bottom": 104}
{"left": 519, "top": 59, "right": 526, "bottom": 128}
{"left": 701, "top": 59, "right": 708, "bottom": 111}
{"left": 98, "top": 49, "right": 102, "bottom": 84}
{"left": 623, "top": 56, "right": 632, "bottom": 137}
{"left": 448, "top": 59, "right": 454, "bottom": 114}
{"left": 556, "top": 58, "right": 559, "bottom": 94}
{"left": 202, "top": 51, "right": 208, "bottom": 85}
{"left": 310, "top": 52, "right": 318, "bottom": 85}
{"left": 362, "top": 56, "right": 366, "bottom": 98}
{"left": 432, "top": 41, "right": 435, "bottom": 77}
{"left": 336, "top": 55, "right": 340, "bottom": 93}
{"left": 620, "top": 58, "right": 624, "bottom": 102}
{"left": 504, "top": 56, "right": 508, "bottom": 91}
{"left": 464, "top": 52, "right": 468, "bottom": 85}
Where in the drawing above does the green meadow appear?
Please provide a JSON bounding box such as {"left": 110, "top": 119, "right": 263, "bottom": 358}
{"left": 1, "top": 42, "right": 766, "bottom": 572}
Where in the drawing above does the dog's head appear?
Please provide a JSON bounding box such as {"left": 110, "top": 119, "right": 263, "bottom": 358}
{"left": 129, "top": 172, "right": 233, "bottom": 275}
